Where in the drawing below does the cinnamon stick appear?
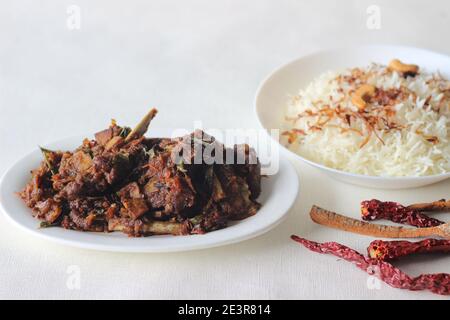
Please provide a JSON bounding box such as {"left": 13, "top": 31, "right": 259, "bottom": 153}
{"left": 407, "top": 199, "right": 450, "bottom": 212}
{"left": 309, "top": 205, "right": 450, "bottom": 239}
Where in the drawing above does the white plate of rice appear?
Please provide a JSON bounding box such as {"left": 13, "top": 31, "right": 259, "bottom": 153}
{"left": 255, "top": 45, "right": 450, "bottom": 189}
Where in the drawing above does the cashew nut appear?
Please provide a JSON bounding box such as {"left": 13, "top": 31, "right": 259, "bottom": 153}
{"left": 351, "top": 84, "right": 376, "bottom": 110}
{"left": 388, "top": 59, "right": 419, "bottom": 76}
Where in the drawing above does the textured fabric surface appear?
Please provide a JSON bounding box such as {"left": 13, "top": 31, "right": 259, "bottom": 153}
{"left": 0, "top": 0, "right": 449, "bottom": 299}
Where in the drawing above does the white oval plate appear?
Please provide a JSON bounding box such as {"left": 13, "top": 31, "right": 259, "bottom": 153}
{"left": 255, "top": 45, "right": 450, "bottom": 189}
{"left": 0, "top": 129, "right": 298, "bottom": 253}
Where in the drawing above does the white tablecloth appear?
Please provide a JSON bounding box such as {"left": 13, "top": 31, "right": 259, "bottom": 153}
{"left": 0, "top": 0, "right": 449, "bottom": 299}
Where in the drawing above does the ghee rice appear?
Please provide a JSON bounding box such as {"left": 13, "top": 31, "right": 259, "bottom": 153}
{"left": 283, "top": 62, "right": 450, "bottom": 176}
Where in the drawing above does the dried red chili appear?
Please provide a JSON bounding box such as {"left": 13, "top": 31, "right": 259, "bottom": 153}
{"left": 291, "top": 235, "right": 450, "bottom": 296}
{"left": 360, "top": 199, "right": 444, "bottom": 228}
{"left": 368, "top": 239, "right": 450, "bottom": 261}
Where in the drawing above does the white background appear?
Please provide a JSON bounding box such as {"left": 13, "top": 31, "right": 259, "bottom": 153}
{"left": 1, "top": 0, "right": 449, "bottom": 299}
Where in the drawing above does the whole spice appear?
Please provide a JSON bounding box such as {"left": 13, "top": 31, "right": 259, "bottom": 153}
{"left": 361, "top": 199, "right": 444, "bottom": 228}
{"left": 368, "top": 239, "right": 450, "bottom": 261}
{"left": 309, "top": 205, "right": 450, "bottom": 239}
{"left": 291, "top": 235, "right": 450, "bottom": 296}
{"left": 407, "top": 199, "right": 450, "bottom": 212}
